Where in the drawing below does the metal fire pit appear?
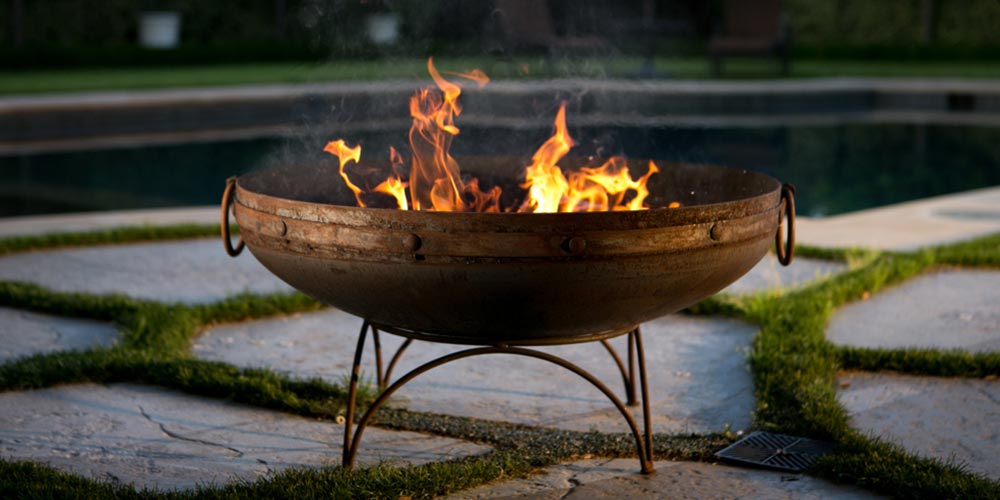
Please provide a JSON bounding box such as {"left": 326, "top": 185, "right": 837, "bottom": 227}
{"left": 221, "top": 158, "right": 795, "bottom": 475}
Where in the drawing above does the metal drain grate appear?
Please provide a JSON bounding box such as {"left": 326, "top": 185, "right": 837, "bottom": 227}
{"left": 715, "top": 431, "right": 833, "bottom": 472}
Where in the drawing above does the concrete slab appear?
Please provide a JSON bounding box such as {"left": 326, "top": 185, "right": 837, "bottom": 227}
{"left": 796, "top": 186, "right": 1000, "bottom": 251}
{"left": 0, "top": 206, "right": 217, "bottom": 238}
{"left": 444, "top": 458, "right": 883, "bottom": 499}
{"left": 0, "top": 383, "right": 490, "bottom": 491}
{"left": 0, "top": 238, "right": 293, "bottom": 304}
{"left": 1, "top": 307, "right": 120, "bottom": 361}
{"left": 195, "top": 309, "right": 757, "bottom": 435}
{"left": 723, "top": 253, "right": 845, "bottom": 295}
{"left": 838, "top": 372, "right": 1000, "bottom": 481}
{"left": 827, "top": 269, "right": 1000, "bottom": 352}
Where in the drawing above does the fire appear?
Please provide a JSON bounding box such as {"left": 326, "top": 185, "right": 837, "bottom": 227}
{"left": 371, "top": 146, "right": 409, "bottom": 210}
{"left": 322, "top": 139, "right": 365, "bottom": 207}
{"left": 518, "top": 104, "right": 573, "bottom": 213}
{"left": 323, "top": 58, "right": 664, "bottom": 213}
{"left": 516, "top": 104, "right": 659, "bottom": 213}
{"left": 560, "top": 158, "right": 660, "bottom": 213}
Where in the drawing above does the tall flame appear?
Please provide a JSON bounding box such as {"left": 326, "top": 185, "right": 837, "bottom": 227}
{"left": 519, "top": 103, "right": 574, "bottom": 213}
{"left": 408, "top": 57, "right": 466, "bottom": 211}
{"left": 323, "top": 58, "right": 664, "bottom": 213}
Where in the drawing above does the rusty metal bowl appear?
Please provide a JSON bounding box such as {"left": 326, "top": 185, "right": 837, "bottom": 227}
{"left": 223, "top": 158, "right": 793, "bottom": 344}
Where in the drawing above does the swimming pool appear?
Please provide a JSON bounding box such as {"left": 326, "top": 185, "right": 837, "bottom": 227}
{"left": 2, "top": 122, "right": 998, "bottom": 218}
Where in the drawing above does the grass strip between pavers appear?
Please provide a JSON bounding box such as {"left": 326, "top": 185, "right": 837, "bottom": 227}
{"left": 0, "top": 226, "right": 998, "bottom": 497}
{"left": 837, "top": 346, "right": 1000, "bottom": 379}
{"left": 0, "top": 223, "right": 228, "bottom": 256}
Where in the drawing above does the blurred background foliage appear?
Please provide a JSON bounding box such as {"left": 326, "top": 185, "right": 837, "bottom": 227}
{"left": 0, "top": 0, "right": 998, "bottom": 68}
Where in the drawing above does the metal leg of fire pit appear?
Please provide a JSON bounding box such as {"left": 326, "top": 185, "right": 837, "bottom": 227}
{"left": 600, "top": 329, "right": 639, "bottom": 406}
{"left": 371, "top": 326, "right": 384, "bottom": 389}
{"left": 342, "top": 323, "right": 656, "bottom": 474}
{"left": 382, "top": 338, "right": 413, "bottom": 389}
{"left": 370, "top": 326, "right": 414, "bottom": 390}
{"left": 634, "top": 327, "right": 654, "bottom": 466}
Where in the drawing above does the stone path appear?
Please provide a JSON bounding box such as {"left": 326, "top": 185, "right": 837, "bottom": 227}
{"left": 0, "top": 183, "right": 997, "bottom": 494}
{"left": 723, "top": 253, "right": 844, "bottom": 295}
{"left": 0, "top": 383, "right": 489, "bottom": 491}
{"left": 1, "top": 307, "right": 119, "bottom": 361}
{"left": 837, "top": 372, "right": 999, "bottom": 482}
{"left": 829, "top": 268, "right": 1000, "bottom": 481}
{"left": 0, "top": 238, "right": 292, "bottom": 304}
{"left": 196, "top": 310, "right": 759, "bottom": 435}
{"left": 827, "top": 269, "right": 1000, "bottom": 352}
{"left": 445, "top": 458, "right": 883, "bottom": 499}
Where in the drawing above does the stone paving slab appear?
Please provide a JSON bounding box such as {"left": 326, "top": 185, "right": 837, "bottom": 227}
{"left": 827, "top": 269, "right": 1000, "bottom": 352}
{"left": 0, "top": 238, "right": 292, "bottom": 304}
{"left": 0, "top": 383, "right": 490, "bottom": 491}
{"left": 837, "top": 372, "right": 1000, "bottom": 481}
{"left": 796, "top": 186, "right": 1000, "bottom": 251}
{"left": 444, "top": 458, "right": 883, "bottom": 499}
{"left": 1, "top": 307, "right": 120, "bottom": 361}
{"left": 722, "top": 254, "right": 845, "bottom": 295}
{"left": 0, "top": 206, "right": 217, "bottom": 238}
{"left": 196, "top": 309, "right": 757, "bottom": 435}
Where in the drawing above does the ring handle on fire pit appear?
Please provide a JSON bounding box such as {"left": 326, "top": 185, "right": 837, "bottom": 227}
{"left": 221, "top": 176, "right": 245, "bottom": 257}
{"left": 775, "top": 183, "right": 795, "bottom": 266}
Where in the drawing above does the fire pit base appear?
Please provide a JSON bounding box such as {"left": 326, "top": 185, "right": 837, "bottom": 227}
{"left": 342, "top": 321, "right": 656, "bottom": 475}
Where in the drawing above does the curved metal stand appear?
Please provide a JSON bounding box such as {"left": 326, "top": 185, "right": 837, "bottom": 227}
{"left": 601, "top": 330, "right": 638, "bottom": 406}
{"left": 342, "top": 322, "right": 655, "bottom": 474}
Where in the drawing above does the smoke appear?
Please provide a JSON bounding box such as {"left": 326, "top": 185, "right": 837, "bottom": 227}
{"left": 253, "top": 1, "right": 694, "bottom": 207}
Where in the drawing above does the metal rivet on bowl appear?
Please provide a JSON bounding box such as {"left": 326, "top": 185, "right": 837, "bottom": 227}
{"left": 402, "top": 233, "right": 422, "bottom": 252}
{"left": 561, "top": 236, "right": 587, "bottom": 254}
{"left": 278, "top": 220, "right": 287, "bottom": 236}
{"left": 710, "top": 223, "right": 727, "bottom": 242}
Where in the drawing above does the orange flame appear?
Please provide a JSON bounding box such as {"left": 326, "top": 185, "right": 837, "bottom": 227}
{"left": 519, "top": 103, "right": 573, "bottom": 213}
{"left": 324, "top": 58, "right": 663, "bottom": 213}
{"left": 323, "top": 139, "right": 365, "bottom": 207}
{"left": 464, "top": 178, "right": 503, "bottom": 212}
{"left": 519, "top": 103, "right": 659, "bottom": 213}
{"left": 562, "top": 158, "right": 660, "bottom": 212}
{"left": 408, "top": 57, "right": 467, "bottom": 211}
{"left": 444, "top": 68, "right": 490, "bottom": 88}
{"left": 372, "top": 146, "right": 409, "bottom": 210}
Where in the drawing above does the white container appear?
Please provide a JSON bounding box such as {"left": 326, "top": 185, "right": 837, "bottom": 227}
{"left": 366, "top": 13, "right": 400, "bottom": 45}
{"left": 139, "top": 11, "right": 182, "bottom": 49}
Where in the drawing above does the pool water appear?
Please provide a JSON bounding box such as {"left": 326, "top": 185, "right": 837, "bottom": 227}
{"left": 2, "top": 123, "right": 998, "bottom": 217}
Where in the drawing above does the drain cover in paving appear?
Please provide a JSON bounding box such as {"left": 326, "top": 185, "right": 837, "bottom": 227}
{"left": 715, "top": 431, "right": 833, "bottom": 472}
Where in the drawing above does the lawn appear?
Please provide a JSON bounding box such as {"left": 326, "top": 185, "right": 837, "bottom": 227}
{"left": 4, "top": 56, "right": 1000, "bottom": 96}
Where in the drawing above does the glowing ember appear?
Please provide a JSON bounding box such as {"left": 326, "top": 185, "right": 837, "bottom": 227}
{"left": 323, "top": 58, "right": 666, "bottom": 213}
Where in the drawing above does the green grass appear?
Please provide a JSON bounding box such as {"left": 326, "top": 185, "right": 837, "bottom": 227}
{"left": 4, "top": 56, "right": 1000, "bottom": 95}
{"left": 837, "top": 346, "right": 1000, "bottom": 378}
{"left": 0, "top": 223, "right": 225, "bottom": 256}
{"left": 0, "top": 225, "right": 998, "bottom": 497}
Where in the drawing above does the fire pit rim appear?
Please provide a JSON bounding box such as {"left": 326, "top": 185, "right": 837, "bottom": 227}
{"left": 233, "top": 161, "right": 781, "bottom": 231}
